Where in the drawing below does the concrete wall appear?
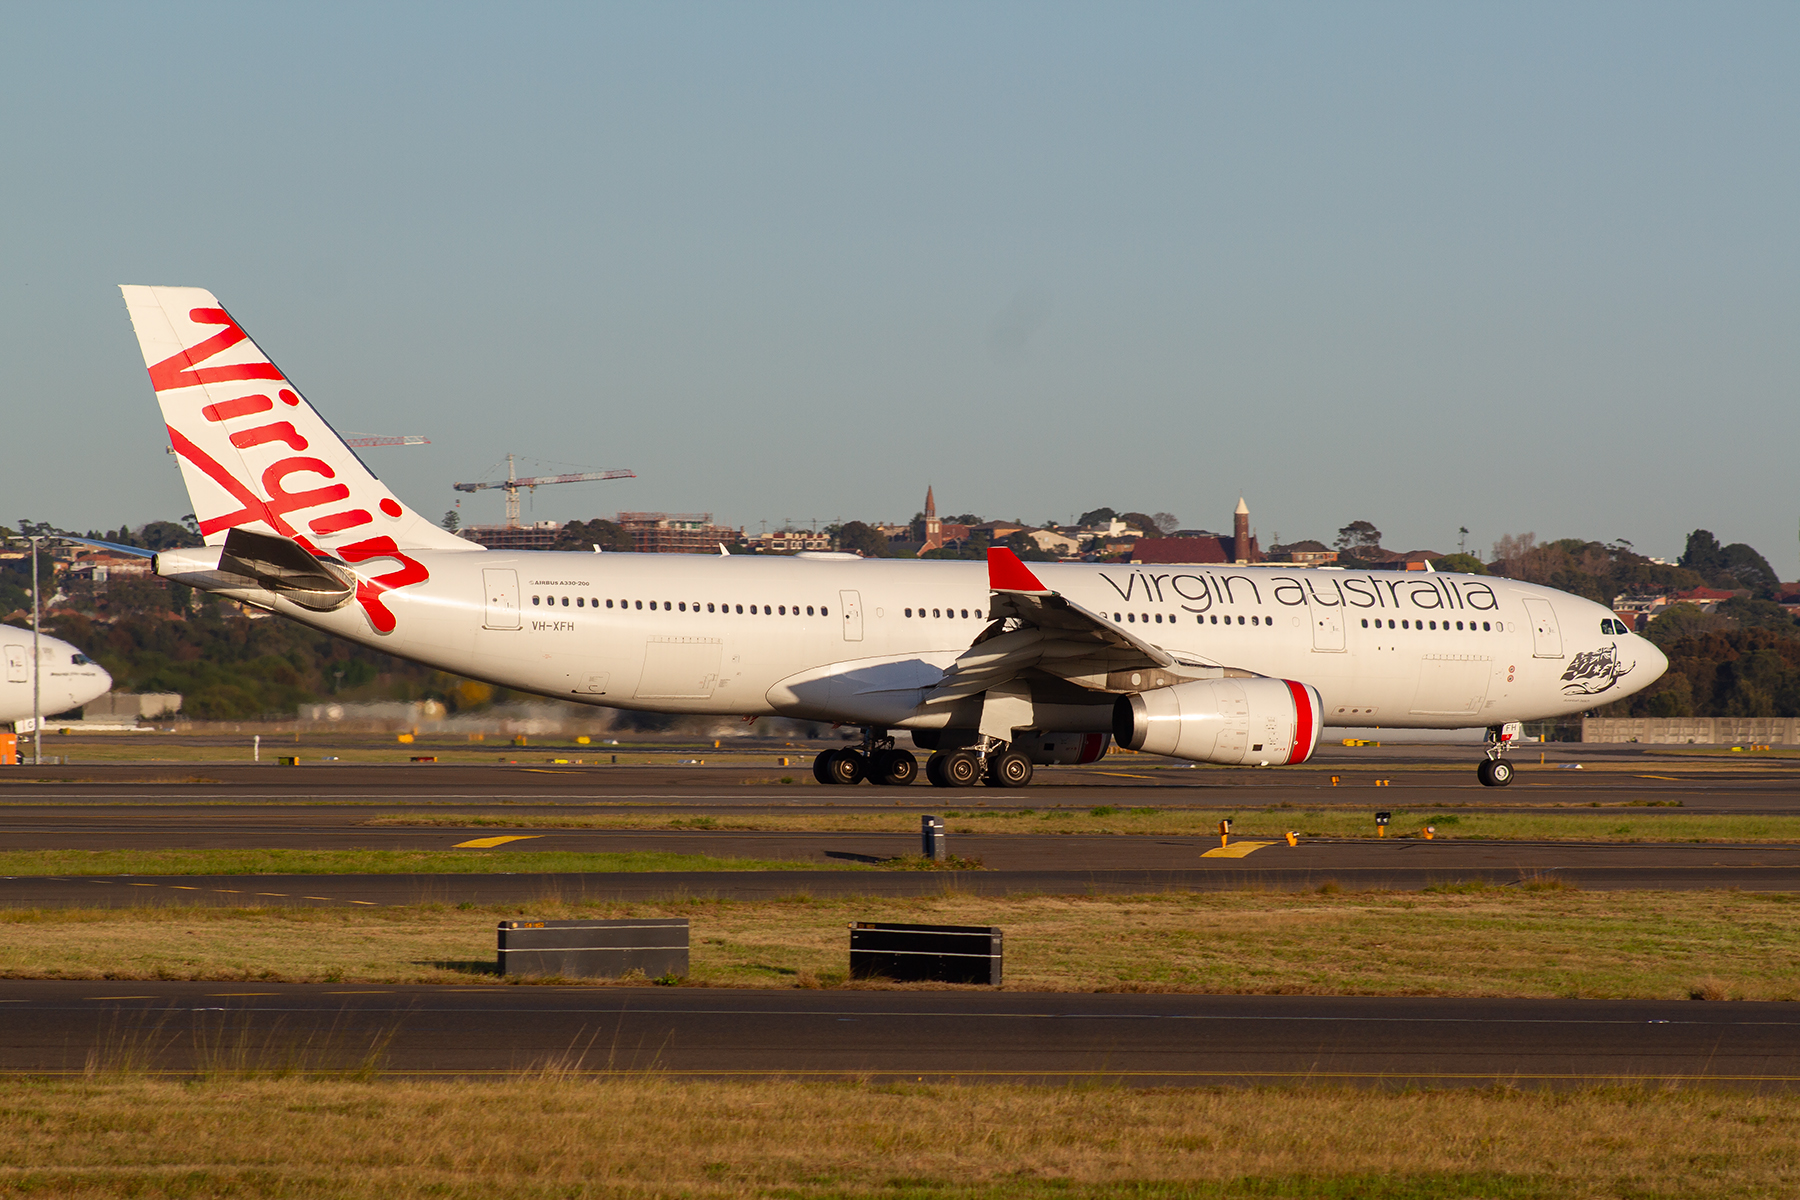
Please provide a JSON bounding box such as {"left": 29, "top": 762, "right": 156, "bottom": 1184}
{"left": 1582, "top": 717, "right": 1800, "bottom": 745}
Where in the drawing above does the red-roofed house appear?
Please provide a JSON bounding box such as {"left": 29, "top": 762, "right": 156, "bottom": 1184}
{"left": 1672, "top": 586, "right": 1741, "bottom": 613}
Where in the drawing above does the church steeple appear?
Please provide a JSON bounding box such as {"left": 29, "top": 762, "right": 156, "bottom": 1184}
{"left": 922, "top": 485, "right": 942, "bottom": 552}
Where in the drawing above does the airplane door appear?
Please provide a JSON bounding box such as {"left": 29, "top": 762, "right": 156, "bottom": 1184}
{"left": 1522, "top": 598, "right": 1563, "bottom": 658}
{"left": 1306, "top": 591, "right": 1345, "bottom": 652}
{"left": 839, "top": 590, "right": 863, "bottom": 642}
{"left": 483, "top": 569, "right": 521, "bottom": 630}
{"left": 4, "top": 646, "right": 24, "bottom": 683}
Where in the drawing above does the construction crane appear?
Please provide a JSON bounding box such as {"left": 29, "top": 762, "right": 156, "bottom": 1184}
{"left": 343, "top": 433, "right": 431, "bottom": 448}
{"left": 453, "top": 454, "right": 636, "bottom": 527}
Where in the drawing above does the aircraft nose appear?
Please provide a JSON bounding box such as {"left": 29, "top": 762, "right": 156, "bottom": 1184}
{"left": 1639, "top": 636, "right": 1668, "bottom": 684}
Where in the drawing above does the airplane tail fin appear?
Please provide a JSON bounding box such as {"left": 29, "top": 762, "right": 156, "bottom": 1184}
{"left": 118, "top": 286, "right": 474, "bottom": 555}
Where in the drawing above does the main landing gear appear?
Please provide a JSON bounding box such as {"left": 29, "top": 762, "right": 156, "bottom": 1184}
{"left": 1476, "top": 722, "right": 1523, "bottom": 787}
{"left": 812, "top": 730, "right": 1034, "bottom": 789}
{"left": 812, "top": 729, "right": 918, "bottom": 787}
{"left": 924, "top": 737, "right": 1033, "bottom": 790}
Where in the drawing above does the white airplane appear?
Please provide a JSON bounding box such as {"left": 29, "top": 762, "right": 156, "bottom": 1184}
{"left": 0, "top": 630, "right": 112, "bottom": 726}
{"left": 115, "top": 285, "right": 1667, "bottom": 789}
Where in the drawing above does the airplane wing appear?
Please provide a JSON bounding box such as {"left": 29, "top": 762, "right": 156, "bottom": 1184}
{"left": 923, "top": 549, "right": 1219, "bottom": 708}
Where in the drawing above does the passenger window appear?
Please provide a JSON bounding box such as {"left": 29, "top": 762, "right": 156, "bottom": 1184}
{"left": 764, "top": 605, "right": 772, "bottom": 614}
{"left": 1360, "top": 618, "right": 1368, "bottom": 627}
{"left": 960, "top": 609, "right": 968, "bottom": 619}
{"left": 821, "top": 606, "right": 828, "bottom": 616}
{"left": 1126, "top": 613, "right": 1135, "bottom": 623}
{"left": 1114, "top": 613, "right": 1122, "bottom": 621}
{"left": 532, "top": 596, "right": 540, "bottom": 606}
{"left": 560, "top": 597, "right": 569, "bottom": 607}
{"left": 806, "top": 606, "right": 814, "bottom": 616}
{"left": 905, "top": 608, "right": 913, "bottom": 618}
{"left": 1154, "top": 614, "right": 1162, "bottom": 624}
{"left": 1402, "top": 620, "right": 1409, "bottom": 629}
{"left": 1210, "top": 615, "right": 1218, "bottom": 624}
{"left": 735, "top": 605, "right": 743, "bottom": 614}
{"left": 1237, "top": 615, "right": 1245, "bottom": 625}
{"left": 1482, "top": 621, "right": 1490, "bottom": 630}
{"left": 1428, "top": 620, "right": 1435, "bottom": 629}
{"left": 932, "top": 608, "right": 940, "bottom": 618}
{"left": 778, "top": 606, "right": 786, "bottom": 615}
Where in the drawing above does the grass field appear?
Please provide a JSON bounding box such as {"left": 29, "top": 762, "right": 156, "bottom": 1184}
{"left": 364, "top": 805, "right": 1800, "bottom": 843}
{"left": 1, "top": 1076, "right": 1795, "bottom": 1199}
{"left": 6, "top": 889, "right": 1795, "bottom": 998}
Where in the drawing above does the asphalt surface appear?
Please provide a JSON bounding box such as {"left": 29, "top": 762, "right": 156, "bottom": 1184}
{"left": 2, "top": 750, "right": 1798, "bottom": 813}
{"left": 0, "top": 759, "right": 1796, "bottom": 899}
{"left": 7, "top": 981, "right": 1794, "bottom": 1087}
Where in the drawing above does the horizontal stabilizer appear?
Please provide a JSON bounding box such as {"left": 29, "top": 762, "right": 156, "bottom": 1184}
{"left": 216, "top": 528, "right": 356, "bottom": 612}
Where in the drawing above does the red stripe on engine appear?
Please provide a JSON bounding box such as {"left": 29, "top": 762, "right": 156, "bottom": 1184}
{"left": 1283, "top": 680, "right": 1315, "bottom": 765}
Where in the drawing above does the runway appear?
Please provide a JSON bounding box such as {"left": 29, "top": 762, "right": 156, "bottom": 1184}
{"left": 8, "top": 980, "right": 1795, "bottom": 1087}
{"left": 2, "top": 753, "right": 1798, "bottom": 813}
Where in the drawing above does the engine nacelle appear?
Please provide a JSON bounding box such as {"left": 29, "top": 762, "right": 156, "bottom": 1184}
{"left": 1112, "top": 678, "right": 1322, "bottom": 766}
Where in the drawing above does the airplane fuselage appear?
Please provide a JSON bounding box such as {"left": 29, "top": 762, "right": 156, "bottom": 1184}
{"left": 0, "top": 630, "right": 113, "bottom": 725}
{"left": 214, "top": 551, "right": 1658, "bottom": 733}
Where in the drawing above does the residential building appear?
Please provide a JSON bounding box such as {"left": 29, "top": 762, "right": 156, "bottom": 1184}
{"left": 749, "top": 529, "right": 834, "bottom": 554}
{"left": 1671, "top": 586, "right": 1742, "bottom": 613}
{"left": 1025, "top": 528, "right": 1080, "bottom": 557}
{"left": 1269, "top": 539, "right": 1337, "bottom": 566}
{"left": 68, "top": 552, "right": 155, "bottom": 583}
{"left": 617, "top": 512, "right": 743, "bottom": 554}
{"left": 458, "top": 522, "right": 563, "bottom": 551}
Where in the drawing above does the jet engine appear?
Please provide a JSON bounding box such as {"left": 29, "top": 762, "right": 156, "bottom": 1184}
{"left": 1112, "top": 677, "right": 1322, "bottom": 766}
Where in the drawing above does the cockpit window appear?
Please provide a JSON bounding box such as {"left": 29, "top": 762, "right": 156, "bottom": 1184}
{"left": 70, "top": 654, "right": 95, "bottom": 665}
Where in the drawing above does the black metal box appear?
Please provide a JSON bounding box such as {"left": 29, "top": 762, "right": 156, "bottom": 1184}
{"left": 497, "top": 918, "right": 689, "bottom": 979}
{"left": 849, "top": 921, "right": 1002, "bottom": 985}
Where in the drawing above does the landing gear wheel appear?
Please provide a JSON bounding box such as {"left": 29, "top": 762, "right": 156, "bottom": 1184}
{"left": 935, "top": 750, "right": 981, "bottom": 788}
{"left": 1481, "top": 758, "right": 1514, "bottom": 787}
{"left": 812, "top": 751, "right": 836, "bottom": 785}
{"left": 823, "top": 748, "right": 867, "bottom": 786}
{"left": 985, "top": 750, "right": 1034, "bottom": 789}
{"left": 925, "top": 753, "right": 949, "bottom": 788}
{"left": 869, "top": 749, "right": 918, "bottom": 787}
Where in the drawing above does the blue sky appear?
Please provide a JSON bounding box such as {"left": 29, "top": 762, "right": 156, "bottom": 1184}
{"left": 3, "top": 3, "right": 1795, "bottom": 568}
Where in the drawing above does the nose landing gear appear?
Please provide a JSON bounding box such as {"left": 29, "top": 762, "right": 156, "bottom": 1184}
{"left": 1477, "top": 722, "right": 1522, "bottom": 787}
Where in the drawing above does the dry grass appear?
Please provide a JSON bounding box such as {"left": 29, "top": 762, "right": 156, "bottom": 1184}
{"left": 5, "top": 889, "right": 1797, "bottom": 999}
{"left": 363, "top": 805, "right": 1800, "bottom": 843}
{"left": 0, "top": 1075, "right": 1795, "bottom": 1198}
